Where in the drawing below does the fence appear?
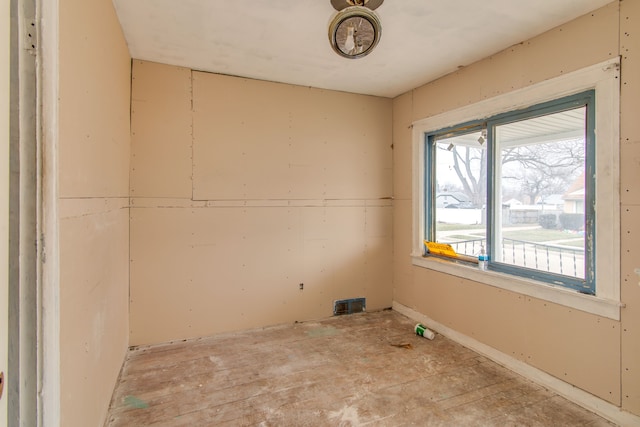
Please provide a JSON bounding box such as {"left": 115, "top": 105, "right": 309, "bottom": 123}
{"left": 447, "top": 237, "right": 584, "bottom": 278}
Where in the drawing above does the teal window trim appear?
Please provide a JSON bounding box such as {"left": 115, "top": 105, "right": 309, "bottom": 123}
{"left": 424, "top": 90, "right": 596, "bottom": 294}
{"left": 424, "top": 121, "right": 485, "bottom": 249}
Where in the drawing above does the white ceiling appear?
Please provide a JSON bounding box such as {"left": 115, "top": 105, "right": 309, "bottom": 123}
{"left": 112, "top": 0, "right": 612, "bottom": 98}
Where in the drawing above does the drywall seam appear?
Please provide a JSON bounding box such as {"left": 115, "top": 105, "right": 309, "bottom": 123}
{"left": 130, "top": 198, "right": 393, "bottom": 209}
{"left": 393, "top": 301, "right": 640, "bottom": 427}
{"left": 190, "top": 69, "right": 194, "bottom": 202}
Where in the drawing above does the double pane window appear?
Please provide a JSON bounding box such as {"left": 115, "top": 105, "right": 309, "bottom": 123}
{"left": 425, "top": 91, "right": 594, "bottom": 293}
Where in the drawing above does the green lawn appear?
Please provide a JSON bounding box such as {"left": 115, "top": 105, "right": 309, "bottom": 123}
{"left": 556, "top": 239, "right": 585, "bottom": 248}
{"left": 436, "top": 224, "right": 584, "bottom": 246}
{"left": 447, "top": 234, "right": 484, "bottom": 240}
{"left": 502, "top": 228, "right": 582, "bottom": 242}
{"left": 436, "top": 223, "right": 485, "bottom": 231}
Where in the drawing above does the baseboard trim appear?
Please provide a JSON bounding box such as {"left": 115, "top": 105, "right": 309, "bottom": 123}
{"left": 392, "top": 301, "right": 640, "bottom": 427}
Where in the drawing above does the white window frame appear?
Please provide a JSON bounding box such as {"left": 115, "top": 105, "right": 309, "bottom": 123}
{"left": 411, "top": 58, "right": 621, "bottom": 320}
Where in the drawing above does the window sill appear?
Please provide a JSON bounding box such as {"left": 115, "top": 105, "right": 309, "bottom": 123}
{"left": 411, "top": 254, "right": 621, "bottom": 320}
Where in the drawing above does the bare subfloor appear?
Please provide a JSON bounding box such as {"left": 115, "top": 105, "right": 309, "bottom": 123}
{"left": 106, "top": 310, "right": 615, "bottom": 426}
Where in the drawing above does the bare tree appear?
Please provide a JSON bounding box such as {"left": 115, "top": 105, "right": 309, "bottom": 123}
{"left": 438, "top": 138, "right": 584, "bottom": 206}
{"left": 501, "top": 139, "right": 585, "bottom": 203}
{"left": 450, "top": 145, "right": 486, "bottom": 207}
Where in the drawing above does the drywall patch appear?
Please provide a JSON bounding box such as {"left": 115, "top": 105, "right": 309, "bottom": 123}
{"left": 635, "top": 269, "right": 640, "bottom": 286}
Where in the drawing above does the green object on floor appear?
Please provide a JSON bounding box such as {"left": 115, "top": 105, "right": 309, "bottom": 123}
{"left": 124, "top": 395, "right": 149, "bottom": 409}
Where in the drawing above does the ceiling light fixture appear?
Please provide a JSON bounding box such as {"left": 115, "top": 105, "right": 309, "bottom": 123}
{"left": 328, "top": 0, "right": 383, "bottom": 59}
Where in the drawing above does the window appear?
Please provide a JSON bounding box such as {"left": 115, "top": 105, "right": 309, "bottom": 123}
{"left": 412, "top": 59, "right": 620, "bottom": 320}
{"left": 425, "top": 92, "right": 594, "bottom": 293}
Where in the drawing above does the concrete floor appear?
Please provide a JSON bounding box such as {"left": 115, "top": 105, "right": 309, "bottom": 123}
{"left": 106, "top": 310, "right": 615, "bottom": 426}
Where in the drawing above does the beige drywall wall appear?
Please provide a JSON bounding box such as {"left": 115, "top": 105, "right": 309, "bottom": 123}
{"left": 192, "top": 72, "right": 392, "bottom": 201}
{"left": 58, "top": 1, "right": 130, "bottom": 199}
{"left": 619, "top": 0, "right": 640, "bottom": 415}
{"left": 393, "top": 0, "right": 640, "bottom": 416}
{"left": 130, "top": 62, "right": 192, "bottom": 199}
{"left": 130, "top": 61, "right": 393, "bottom": 346}
{"left": 58, "top": 199, "right": 129, "bottom": 424}
{"left": 58, "top": 0, "right": 131, "bottom": 425}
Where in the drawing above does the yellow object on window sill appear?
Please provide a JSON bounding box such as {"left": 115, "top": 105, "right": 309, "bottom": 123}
{"left": 424, "top": 241, "right": 458, "bottom": 258}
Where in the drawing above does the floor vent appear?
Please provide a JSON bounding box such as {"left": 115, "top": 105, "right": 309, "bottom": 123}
{"left": 333, "top": 298, "right": 366, "bottom": 316}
